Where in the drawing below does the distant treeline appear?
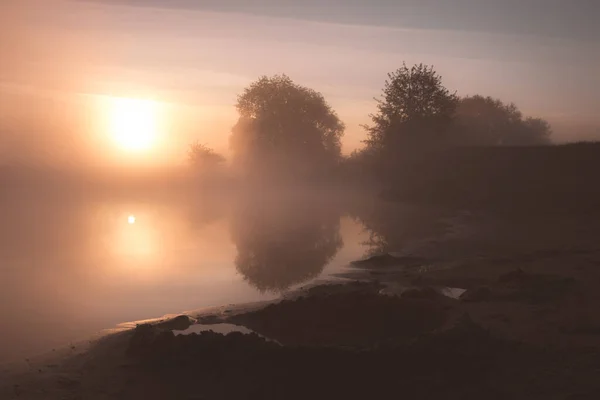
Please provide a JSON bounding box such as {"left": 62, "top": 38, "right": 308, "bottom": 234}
{"left": 188, "top": 62, "right": 554, "bottom": 183}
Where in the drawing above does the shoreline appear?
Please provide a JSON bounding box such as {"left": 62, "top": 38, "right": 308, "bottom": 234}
{"left": 4, "top": 204, "right": 600, "bottom": 399}
{"left": 4, "top": 254, "right": 600, "bottom": 398}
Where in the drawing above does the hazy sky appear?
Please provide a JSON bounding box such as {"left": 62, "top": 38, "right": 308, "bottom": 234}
{"left": 99, "top": 0, "right": 599, "bottom": 42}
{"left": 1, "top": 0, "right": 599, "bottom": 165}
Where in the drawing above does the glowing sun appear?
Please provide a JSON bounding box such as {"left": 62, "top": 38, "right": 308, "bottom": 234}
{"left": 109, "top": 98, "right": 158, "bottom": 151}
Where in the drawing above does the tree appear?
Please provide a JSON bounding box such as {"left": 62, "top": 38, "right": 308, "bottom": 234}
{"left": 341, "top": 146, "right": 379, "bottom": 181}
{"left": 455, "top": 95, "right": 552, "bottom": 145}
{"left": 364, "top": 63, "right": 459, "bottom": 151}
{"left": 519, "top": 117, "right": 552, "bottom": 145}
{"left": 229, "top": 75, "right": 345, "bottom": 179}
{"left": 187, "top": 142, "right": 225, "bottom": 172}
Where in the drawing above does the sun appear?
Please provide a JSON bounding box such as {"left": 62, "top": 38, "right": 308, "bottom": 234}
{"left": 109, "top": 97, "right": 158, "bottom": 151}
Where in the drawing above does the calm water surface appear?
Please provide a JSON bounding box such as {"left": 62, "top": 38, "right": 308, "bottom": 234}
{"left": 0, "top": 188, "right": 374, "bottom": 362}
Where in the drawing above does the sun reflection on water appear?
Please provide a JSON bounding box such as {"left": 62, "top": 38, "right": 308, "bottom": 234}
{"left": 105, "top": 210, "right": 164, "bottom": 274}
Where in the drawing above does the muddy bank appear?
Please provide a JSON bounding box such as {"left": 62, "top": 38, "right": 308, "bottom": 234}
{"left": 134, "top": 272, "right": 600, "bottom": 399}
{"left": 227, "top": 285, "right": 450, "bottom": 347}
{"left": 122, "top": 319, "right": 600, "bottom": 400}
{"left": 381, "top": 143, "right": 600, "bottom": 212}
{"left": 4, "top": 268, "right": 600, "bottom": 400}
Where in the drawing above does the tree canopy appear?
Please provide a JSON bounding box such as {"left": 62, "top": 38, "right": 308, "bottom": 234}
{"left": 361, "top": 63, "right": 551, "bottom": 159}
{"left": 364, "top": 63, "right": 459, "bottom": 151}
{"left": 455, "top": 95, "right": 552, "bottom": 146}
{"left": 229, "top": 75, "right": 345, "bottom": 179}
{"left": 187, "top": 142, "right": 226, "bottom": 172}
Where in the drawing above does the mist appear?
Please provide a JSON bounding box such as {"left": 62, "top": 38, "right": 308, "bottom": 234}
{"left": 2, "top": 1, "right": 600, "bottom": 399}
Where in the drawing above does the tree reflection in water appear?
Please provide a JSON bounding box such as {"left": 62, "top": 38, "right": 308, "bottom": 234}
{"left": 348, "top": 200, "right": 453, "bottom": 257}
{"left": 230, "top": 195, "right": 343, "bottom": 293}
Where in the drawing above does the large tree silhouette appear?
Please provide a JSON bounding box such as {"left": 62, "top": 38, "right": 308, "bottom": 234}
{"left": 364, "top": 63, "right": 458, "bottom": 152}
{"left": 229, "top": 75, "right": 344, "bottom": 180}
{"left": 230, "top": 195, "right": 343, "bottom": 292}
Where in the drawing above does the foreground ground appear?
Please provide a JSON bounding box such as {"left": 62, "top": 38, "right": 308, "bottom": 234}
{"left": 3, "top": 205, "right": 600, "bottom": 399}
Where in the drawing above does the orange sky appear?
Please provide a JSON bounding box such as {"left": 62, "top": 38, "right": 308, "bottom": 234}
{"left": 1, "top": 0, "right": 599, "bottom": 167}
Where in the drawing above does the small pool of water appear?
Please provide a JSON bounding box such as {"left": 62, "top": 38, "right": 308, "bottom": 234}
{"left": 174, "top": 323, "right": 255, "bottom": 336}
{"left": 173, "top": 323, "right": 278, "bottom": 343}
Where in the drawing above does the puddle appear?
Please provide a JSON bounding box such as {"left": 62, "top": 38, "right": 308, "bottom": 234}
{"left": 174, "top": 323, "right": 281, "bottom": 344}
{"left": 174, "top": 323, "right": 255, "bottom": 336}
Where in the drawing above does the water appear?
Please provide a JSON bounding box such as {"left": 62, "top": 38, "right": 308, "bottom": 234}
{"left": 174, "top": 323, "right": 257, "bottom": 337}
{"left": 0, "top": 187, "right": 373, "bottom": 363}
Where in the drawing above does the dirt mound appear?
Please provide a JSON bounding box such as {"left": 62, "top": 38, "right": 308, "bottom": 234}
{"left": 400, "top": 286, "right": 448, "bottom": 300}
{"left": 228, "top": 290, "right": 450, "bottom": 347}
{"left": 122, "top": 316, "right": 600, "bottom": 400}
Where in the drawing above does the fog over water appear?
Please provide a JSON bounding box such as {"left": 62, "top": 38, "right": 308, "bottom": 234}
{"left": 0, "top": 182, "right": 384, "bottom": 363}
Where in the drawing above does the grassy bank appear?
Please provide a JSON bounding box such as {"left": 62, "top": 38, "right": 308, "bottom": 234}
{"left": 383, "top": 142, "right": 600, "bottom": 211}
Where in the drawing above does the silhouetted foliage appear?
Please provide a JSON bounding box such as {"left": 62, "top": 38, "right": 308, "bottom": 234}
{"left": 520, "top": 117, "right": 552, "bottom": 145}
{"left": 340, "top": 147, "right": 381, "bottom": 183}
{"left": 455, "top": 95, "right": 552, "bottom": 145}
{"left": 230, "top": 195, "right": 343, "bottom": 292}
{"left": 229, "top": 75, "right": 345, "bottom": 180}
{"left": 364, "top": 63, "right": 459, "bottom": 152}
{"left": 188, "top": 142, "right": 226, "bottom": 173}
